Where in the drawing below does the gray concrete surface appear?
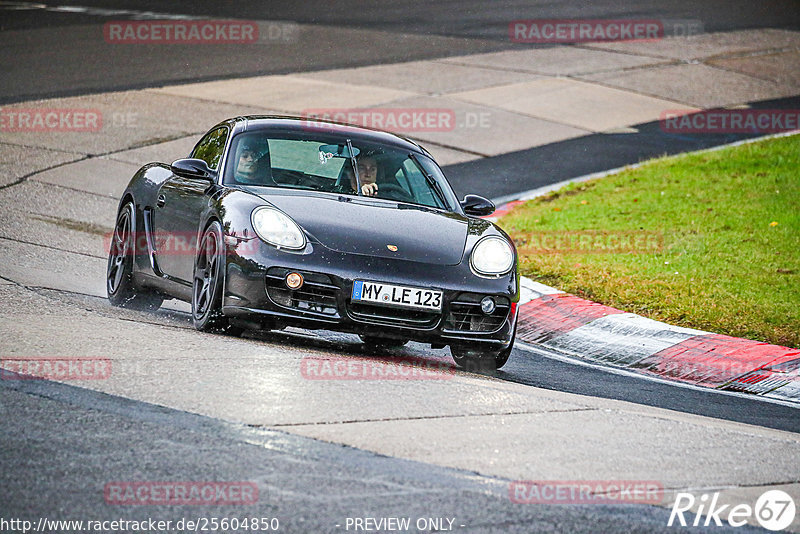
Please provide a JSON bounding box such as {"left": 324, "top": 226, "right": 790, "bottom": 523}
{"left": 5, "top": 382, "right": 760, "bottom": 534}
{"left": 5, "top": 0, "right": 798, "bottom": 104}
{"left": 295, "top": 60, "right": 544, "bottom": 95}
{"left": 449, "top": 78, "right": 696, "bottom": 132}
{"left": 0, "top": 143, "right": 83, "bottom": 188}
{"left": 30, "top": 157, "right": 141, "bottom": 198}
{"left": 439, "top": 47, "right": 670, "bottom": 77}
{"left": 1, "top": 280, "right": 799, "bottom": 531}
{"left": 708, "top": 50, "right": 800, "bottom": 87}
{"left": 2, "top": 91, "right": 268, "bottom": 155}
{"left": 581, "top": 63, "right": 799, "bottom": 108}
{"left": 2, "top": 24, "right": 799, "bottom": 533}
{"left": 586, "top": 28, "right": 800, "bottom": 61}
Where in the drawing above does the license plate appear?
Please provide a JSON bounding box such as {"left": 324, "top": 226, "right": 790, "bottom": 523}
{"left": 352, "top": 281, "right": 442, "bottom": 311}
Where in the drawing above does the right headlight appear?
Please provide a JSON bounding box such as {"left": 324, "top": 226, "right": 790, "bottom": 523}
{"left": 251, "top": 207, "right": 306, "bottom": 250}
{"left": 470, "top": 236, "right": 514, "bottom": 276}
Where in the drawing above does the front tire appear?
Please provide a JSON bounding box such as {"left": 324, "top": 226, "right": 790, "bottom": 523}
{"left": 106, "top": 202, "right": 163, "bottom": 311}
{"left": 451, "top": 327, "right": 515, "bottom": 372}
{"left": 191, "top": 221, "right": 243, "bottom": 336}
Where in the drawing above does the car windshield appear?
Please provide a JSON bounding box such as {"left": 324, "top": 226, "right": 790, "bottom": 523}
{"left": 223, "top": 132, "right": 459, "bottom": 211}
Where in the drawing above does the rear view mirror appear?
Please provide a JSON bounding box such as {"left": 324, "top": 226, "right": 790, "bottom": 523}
{"left": 318, "top": 144, "right": 360, "bottom": 164}
{"left": 460, "top": 194, "right": 495, "bottom": 216}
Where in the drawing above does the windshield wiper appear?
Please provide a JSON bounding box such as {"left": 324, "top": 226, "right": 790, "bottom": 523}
{"left": 346, "top": 139, "right": 362, "bottom": 195}
{"left": 409, "top": 153, "right": 446, "bottom": 207}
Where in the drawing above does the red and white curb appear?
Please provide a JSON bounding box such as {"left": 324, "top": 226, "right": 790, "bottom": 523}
{"left": 515, "top": 276, "right": 800, "bottom": 403}
{"left": 489, "top": 132, "right": 800, "bottom": 404}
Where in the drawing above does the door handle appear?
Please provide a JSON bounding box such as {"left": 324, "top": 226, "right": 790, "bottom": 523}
{"left": 157, "top": 194, "right": 166, "bottom": 207}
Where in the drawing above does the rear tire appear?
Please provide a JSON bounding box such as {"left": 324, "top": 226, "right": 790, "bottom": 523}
{"left": 191, "top": 221, "right": 243, "bottom": 336}
{"left": 106, "top": 202, "right": 163, "bottom": 311}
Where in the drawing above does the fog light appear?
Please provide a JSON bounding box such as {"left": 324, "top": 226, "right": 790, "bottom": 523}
{"left": 286, "top": 272, "right": 304, "bottom": 289}
{"left": 480, "top": 296, "right": 496, "bottom": 315}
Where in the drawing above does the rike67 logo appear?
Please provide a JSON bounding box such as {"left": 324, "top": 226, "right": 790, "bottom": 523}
{"left": 669, "top": 490, "right": 796, "bottom": 531}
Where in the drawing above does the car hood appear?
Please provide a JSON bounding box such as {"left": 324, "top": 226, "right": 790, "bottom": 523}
{"left": 258, "top": 192, "right": 468, "bottom": 265}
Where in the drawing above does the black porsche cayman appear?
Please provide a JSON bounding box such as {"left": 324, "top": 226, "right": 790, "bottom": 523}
{"left": 106, "top": 116, "right": 519, "bottom": 370}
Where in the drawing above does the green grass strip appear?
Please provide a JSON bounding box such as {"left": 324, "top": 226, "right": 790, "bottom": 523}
{"left": 501, "top": 135, "right": 800, "bottom": 347}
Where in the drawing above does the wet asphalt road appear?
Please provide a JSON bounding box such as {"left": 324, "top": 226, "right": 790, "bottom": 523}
{"left": 1, "top": 282, "right": 797, "bottom": 531}
{"left": 5, "top": 375, "right": 760, "bottom": 534}
{"left": 2, "top": 0, "right": 800, "bottom": 103}
{"left": 2, "top": 2, "right": 799, "bottom": 532}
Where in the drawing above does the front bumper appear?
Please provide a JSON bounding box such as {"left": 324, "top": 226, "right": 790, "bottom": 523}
{"left": 221, "top": 239, "right": 518, "bottom": 350}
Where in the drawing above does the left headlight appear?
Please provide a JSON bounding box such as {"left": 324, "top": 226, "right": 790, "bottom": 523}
{"left": 470, "top": 236, "right": 514, "bottom": 276}
{"left": 251, "top": 207, "right": 306, "bottom": 250}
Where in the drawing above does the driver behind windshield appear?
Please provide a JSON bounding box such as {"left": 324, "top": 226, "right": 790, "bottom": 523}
{"left": 233, "top": 139, "right": 270, "bottom": 184}
{"left": 335, "top": 154, "right": 380, "bottom": 196}
{"left": 354, "top": 155, "right": 380, "bottom": 197}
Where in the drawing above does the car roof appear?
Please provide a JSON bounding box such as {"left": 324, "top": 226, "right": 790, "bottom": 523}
{"left": 211, "top": 115, "right": 431, "bottom": 156}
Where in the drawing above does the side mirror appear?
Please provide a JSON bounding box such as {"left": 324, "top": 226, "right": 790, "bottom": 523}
{"left": 460, "top": 194, "right": 495, "bottom": 216}
{"left": 170, "top": 158, "right": 215, "bottom": 181}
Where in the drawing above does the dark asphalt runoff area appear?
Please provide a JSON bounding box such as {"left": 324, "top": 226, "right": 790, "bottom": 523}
{"left": 2, "top": 0, "right": 800, "bottom": 104}
{"left": 447, "top": 95, "right": 800, "bottom": 200}
{"left": 0, "top": 375, "right": 764, "bottom": 534}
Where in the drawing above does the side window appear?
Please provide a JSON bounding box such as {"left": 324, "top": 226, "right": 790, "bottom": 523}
{"left": 192, "top": 127, "right": 228, "bottom": 170}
